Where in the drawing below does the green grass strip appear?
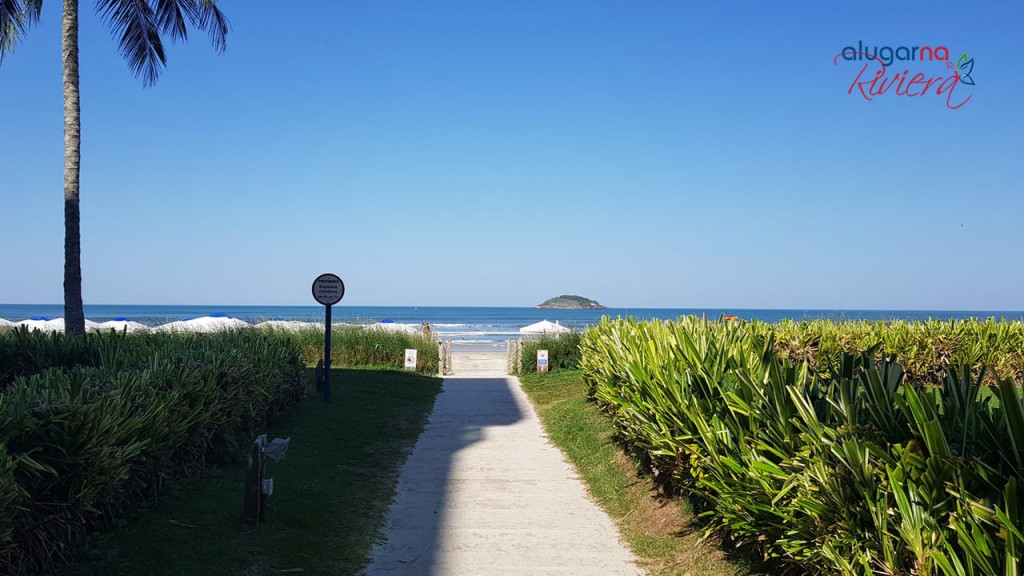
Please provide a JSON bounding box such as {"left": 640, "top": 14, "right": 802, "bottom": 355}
{"left": 62, "top": 368, "right": 442, "bottom": 576}
{"left": 519, "top": 370, "right": 753, "bottom": 576}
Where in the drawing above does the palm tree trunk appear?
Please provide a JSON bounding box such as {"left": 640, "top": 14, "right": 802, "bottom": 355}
{"left": 62, "top": 0, "right": 84, "bottom": 336}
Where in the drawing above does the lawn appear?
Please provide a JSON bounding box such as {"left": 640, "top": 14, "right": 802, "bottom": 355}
{"left": 61, "top": 368, "right": 442, "bottom": 576}
{"left": 518, "top": 369, "right": 755, "bottom": 576}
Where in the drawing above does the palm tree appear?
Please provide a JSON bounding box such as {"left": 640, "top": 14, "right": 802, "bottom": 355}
{"left": 0, "top": 0, "right": 228, "bottom": 335}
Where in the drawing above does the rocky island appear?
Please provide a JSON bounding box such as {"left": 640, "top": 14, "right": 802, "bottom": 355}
{"left": 535, "top": 295, "right": 607, "bottom": 310}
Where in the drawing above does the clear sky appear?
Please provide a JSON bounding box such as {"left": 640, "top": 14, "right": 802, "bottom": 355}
{"left": 1, "top": 1, "right": 1021, "bottom": 309}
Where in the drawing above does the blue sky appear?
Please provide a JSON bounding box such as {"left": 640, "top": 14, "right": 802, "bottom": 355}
{"left": 1, "top": 1, "right": 1021, "bottom": 309}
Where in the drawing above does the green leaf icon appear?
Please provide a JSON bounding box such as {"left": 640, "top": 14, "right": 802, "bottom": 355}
{"left": 956, "top": 52, "right": 976, "bottom": 86}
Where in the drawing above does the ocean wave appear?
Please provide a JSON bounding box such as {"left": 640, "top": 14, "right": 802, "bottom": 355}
{"left": 451, "top": 341, "right": 507, "bottom": 349}
{"left": 436, "top": 330, "right": 521, "bottom": 337}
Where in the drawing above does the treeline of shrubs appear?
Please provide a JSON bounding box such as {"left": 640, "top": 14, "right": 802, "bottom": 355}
{"left": 580, "top": 316, "right": 1024, "bottom": 575}
{"left": 279, "top": 327, "right": 439, "bottom": 373}
{"left": 765, "top": 317, "right": 1024, "bottom": 387}
{"left": 0, "top": 329, "right": 306, "bottom": 575}
{"left": 508, "top": 316, "right": 1024, "bottom": 384}
{"left": 510, "top": 333, "right": 583, "bottom": 374}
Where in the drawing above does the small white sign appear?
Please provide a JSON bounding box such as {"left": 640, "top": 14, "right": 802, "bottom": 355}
{"left": 537, "top": 349, "right": 549, "bottom": 373}
{"left": 312, "top": 273, "right": 345, "bottom": 306}
{"left": 404, "top": 349, "right": 418, "bottom": 370}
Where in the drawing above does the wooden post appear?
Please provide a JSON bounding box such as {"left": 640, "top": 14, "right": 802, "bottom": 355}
{"left": 243, "top": 437, "right": 266, "bottom": 524}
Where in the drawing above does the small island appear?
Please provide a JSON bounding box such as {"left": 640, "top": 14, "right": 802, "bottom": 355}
{"left": 535, "top": 295, "right": 607, "bottom": 310}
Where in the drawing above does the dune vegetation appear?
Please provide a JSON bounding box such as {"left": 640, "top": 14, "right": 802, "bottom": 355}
{"left": 579, "top": 316, "right": 1024, "bottom": 575}
{"left": 0, "top": 324, "right": 442, "bottom": 575}
{"left": 0, "top": 329, "right": 306, "bottom": 574}
{"left": 273, "top": 325, "right": 439, "bottom": 373}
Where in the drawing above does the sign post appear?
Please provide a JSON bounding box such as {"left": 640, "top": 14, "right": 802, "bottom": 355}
{"left": 312, "top": 273, "right": 345, "bottom": 402}
{"left": 537, "top": 349, "right": 549, "bottom": 373}
{"left": 404, "top": 349, "right": 418, "bottom": 371}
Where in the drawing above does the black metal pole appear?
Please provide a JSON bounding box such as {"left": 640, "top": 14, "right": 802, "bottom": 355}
{"left": 243, "top": 438, "right": 261, "bottom": 524}
{"left": 324, "top": 304, "right": 332, "bottom": 402}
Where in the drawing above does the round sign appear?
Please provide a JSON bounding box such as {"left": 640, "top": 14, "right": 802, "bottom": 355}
{"left": 312, "top": 273, "right": 345, "bottom": 306}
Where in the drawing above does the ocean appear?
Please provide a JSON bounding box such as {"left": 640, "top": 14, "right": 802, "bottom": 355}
{"left": 2, "top": 304, "right": 1022, "bottom": 349}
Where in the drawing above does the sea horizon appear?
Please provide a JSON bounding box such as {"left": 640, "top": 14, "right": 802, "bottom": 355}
{"left": 5, "top": 303, "right": 1024, "bottom": 314}
{"left": 3, "top": 303, "right": 1023, "bottom": 350}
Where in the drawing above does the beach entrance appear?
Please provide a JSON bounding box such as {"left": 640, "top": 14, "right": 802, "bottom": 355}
{"left": 448, "top": 348, "right": 506, "bottom": 374}
{"left": 364, "top": 358, "right": 641, "bottom": 575}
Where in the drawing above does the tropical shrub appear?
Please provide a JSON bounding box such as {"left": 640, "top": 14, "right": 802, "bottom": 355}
{"left": 278, "top": 326, "right": 439, "bottom": 374}
{"left": 765, "top": 318, "right": 1024, "bottom": 387}
{"left": 0, "top": 328, "right": 105, "bottom": 389}
{"left": 0, "top": 329, "right": 306, "bottom": 575}
{"left": 512, "top": 333, "right": 582, "bottom": 374}
{"left": 581, "top": 316, "right": 1024, "bottom": 575}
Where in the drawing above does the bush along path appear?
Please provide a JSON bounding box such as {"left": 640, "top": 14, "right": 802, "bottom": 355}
{"left": 0, "top": 329, "right": 306, "bottom": 575}
{"left": 581, "top": 316, "right": 1024, "bottom": 575}
{"left": 60, "top": 367, "right": 442, "bottom": 576}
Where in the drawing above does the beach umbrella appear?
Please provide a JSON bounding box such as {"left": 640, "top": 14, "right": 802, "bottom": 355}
{"left": 16, "top": 317, "right": 66, "bottom": 332}
{"left": 91, "top": 318, "right": 151, "bottom": 333}
{"left": 12, "top": 317, "right": 105, "bottom": 332}
{"left": 519, "top": 319, "right": 570, "bottom": 335}
{"left": 156, "top": 314, "right": 251, "bottom": 333}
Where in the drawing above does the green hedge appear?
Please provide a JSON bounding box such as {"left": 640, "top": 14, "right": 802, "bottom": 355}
{"left": 0, "top": 328, "right": 104, "bottom": 389}
{"left": 581, "top": 316, "right": 1024, "bottom": 575}
{"left": 279, "top": 326, "right": 439, "bottom": 374}
{"left": 512, "top": 333, "right": 582, "bottom": 374}
{"left": 0, "top": 329, "right": 306, "bottom": 575}
{"left": 764, "top": 318, "right": 1024, "bottom": 387}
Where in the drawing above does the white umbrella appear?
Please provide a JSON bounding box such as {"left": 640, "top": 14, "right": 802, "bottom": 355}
{"left": 519, "top": 319, "right": 570, "bottom": 335}
{"left": 16, "top": 318, "right": 104, "bottom": 332}
{"left": 91, "top": 318, "right": 151, "bottom": 333}
{"left": 16, "top": 317, "right": 65, "bottom": 332}
{"left": 156, "top": 315, "right": 251, "bottom": 333}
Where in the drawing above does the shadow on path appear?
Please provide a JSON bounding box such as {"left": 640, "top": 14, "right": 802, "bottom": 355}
{"left": 362, "top": 374, "right": 522, "bottom": 574}
{"left": 362, "top": 369, "right": 642, "bottom": 575}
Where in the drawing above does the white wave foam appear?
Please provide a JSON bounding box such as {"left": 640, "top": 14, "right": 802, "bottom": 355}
{"left": 434, "top": 330, "right": 520, "bottom": 336}
{"left": 255, "top": 320, "right": 317, "bottom": 332}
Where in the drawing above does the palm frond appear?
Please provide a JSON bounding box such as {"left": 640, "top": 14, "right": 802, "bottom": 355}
{"left": 97, "top": 0, "right": 228, "bottom": 86}
{"left": 185, "top": 0, "right": 228, "bottom": 53}
{"left": 0, "top": 0, "right": 41, "bottom": 61}
{"left": 97, "top": 0, "right": 166, "bottom": 86}
{"left": 153, "top": 0, "right": 187, "bottom": 42}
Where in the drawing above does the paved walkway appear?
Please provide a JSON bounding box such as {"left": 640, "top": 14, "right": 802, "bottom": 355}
{"left": 363, "top": 352, "right": 642, "bottom": 575}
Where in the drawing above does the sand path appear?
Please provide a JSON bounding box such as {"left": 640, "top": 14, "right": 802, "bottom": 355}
{"left": 362, "top": 350, "right": 641, "bottom": 575}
